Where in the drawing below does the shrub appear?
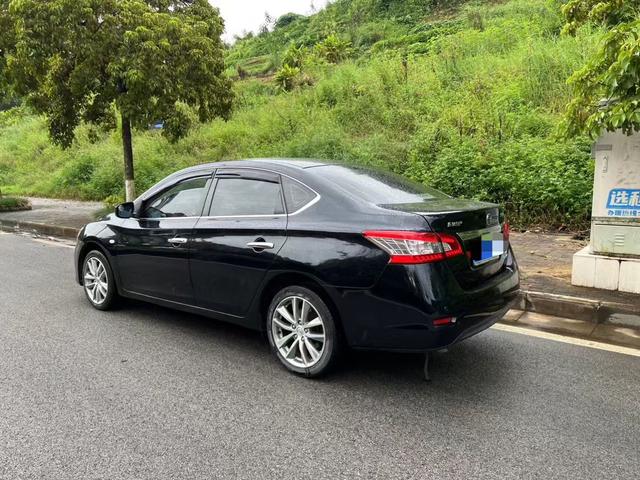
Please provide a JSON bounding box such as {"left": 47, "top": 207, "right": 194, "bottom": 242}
{"left": 0, "top": 195, "right": 31, "bottom": 211}
{"left": 282, "top": 44, "right": 308, "bottom": 69}
{"left": 274, "top": 65, "right": 302, "bottom": 92}
{"left": 315, "top": 35, "right": 353, "bottom": 63}
{"left": 407, "top": 134, "right": 593, "bottom": 228}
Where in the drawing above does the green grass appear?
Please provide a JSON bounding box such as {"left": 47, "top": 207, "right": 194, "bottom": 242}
{"left": 0, "top": 0, "right": 599, "bottom": 229}
{"left": 0, "top": 195, "right": 30, "bottom": 211}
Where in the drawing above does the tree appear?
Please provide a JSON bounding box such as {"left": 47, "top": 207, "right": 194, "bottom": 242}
{"left": 563, "top": 0, "right": 640, "bottom": 137}
{"left": 274, "top": 12, "right": 304, "bottom": 30}
{"left": 0, "top": 0, "right": 233, "bottom": 201}
{"left": 260, "top": 11, "right": 274, "bottom": 35}
{"left": 0, "top": 1, "right": 13, "bottom": 99}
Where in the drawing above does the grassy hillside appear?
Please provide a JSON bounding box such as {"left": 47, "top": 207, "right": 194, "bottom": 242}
{"left": 0, "top": 0, "right": 599, "bottom": 228}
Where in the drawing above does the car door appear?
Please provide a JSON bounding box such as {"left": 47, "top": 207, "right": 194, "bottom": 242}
{"left": 190, "top": 169, "right": 287, "bottom": 317}
{"left": 114, "top": 174, "right": 213, "bottom": 304}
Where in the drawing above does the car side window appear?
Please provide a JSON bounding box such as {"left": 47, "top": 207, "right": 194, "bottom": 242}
{"left": 143, "top": 177, "right": 210, "bottom": 218}
{"left": 209, "top": 177, "right": 284, "bottom": 216}
{"left": 282, "top": 177, "right": 317, "bottom": 213}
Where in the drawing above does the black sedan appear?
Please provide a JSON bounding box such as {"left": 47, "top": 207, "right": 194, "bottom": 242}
{"left": 75, "top": 159, "right": 520, "bottom": 377}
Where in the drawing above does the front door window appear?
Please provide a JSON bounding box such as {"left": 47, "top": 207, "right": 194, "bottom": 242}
{"left": 143, "top": 177, "right": 210, "bottom": 218}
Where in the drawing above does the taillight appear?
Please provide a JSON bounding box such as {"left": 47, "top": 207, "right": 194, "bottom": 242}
{"left": 439, "top": 233, "right": 464, "bottom": 259}
{"left": 363, "top": 230, "right": 464, "bottom": 264}
{"left": 503, "top": 221, "right": 510, "bottom": 242}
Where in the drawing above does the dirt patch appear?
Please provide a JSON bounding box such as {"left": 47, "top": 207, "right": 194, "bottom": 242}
{"left": 511, "top": 231, "right": 587, "bottom": 281}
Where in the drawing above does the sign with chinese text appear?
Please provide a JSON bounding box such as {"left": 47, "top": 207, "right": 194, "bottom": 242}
{"left": 607, "top": 188, "right": 640, "bottom": 217}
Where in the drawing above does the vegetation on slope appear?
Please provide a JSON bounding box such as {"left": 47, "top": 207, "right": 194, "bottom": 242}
{"left": 0, "top": 0, "right": 600, "bottom": 228}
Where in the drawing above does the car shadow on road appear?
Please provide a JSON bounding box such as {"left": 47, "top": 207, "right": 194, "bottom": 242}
{"left": 335, "top": 341, "right": 514, "bottom": 393}
{"left": 117, "top": 297, "right": 514, "bottom": 394}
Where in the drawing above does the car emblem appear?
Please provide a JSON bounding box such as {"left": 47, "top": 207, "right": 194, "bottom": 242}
{"left": 447, "top": 220, "right": 463, "bottom": 228}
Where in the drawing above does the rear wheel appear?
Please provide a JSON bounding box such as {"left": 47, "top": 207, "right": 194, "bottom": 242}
{"left": 267, "top": 286, "right": 341, "bottom": 377}
{"left": 82, "top": 250, "right": 117, "bottom": 311}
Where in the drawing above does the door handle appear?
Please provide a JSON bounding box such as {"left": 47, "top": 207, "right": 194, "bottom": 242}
{"left": 168, "top": 237, "right": 188, "bottom": 245}
{"left": 246, "top": 241, "right": 274, "bottom": 250}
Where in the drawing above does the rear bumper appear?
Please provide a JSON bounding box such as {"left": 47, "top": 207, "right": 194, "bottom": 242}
{"left": 331, "top": 247, "right": 520, "bottom": 352}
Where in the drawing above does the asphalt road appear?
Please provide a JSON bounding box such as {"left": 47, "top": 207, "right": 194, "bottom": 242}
{"left": 1, "top": 233, "right": 639, "bottom": 480}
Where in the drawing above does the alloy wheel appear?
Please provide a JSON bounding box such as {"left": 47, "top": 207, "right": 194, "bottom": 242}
{"left": 84, "top": 256, "right": 109, "bottom": 305}
{"left": 271, "top": 296, "right": 326, "bottom": 369}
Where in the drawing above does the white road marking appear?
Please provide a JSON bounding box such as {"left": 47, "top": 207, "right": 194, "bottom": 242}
{"left": 31, "top": 238, "right": 75, "bottom": 249}
{"left": 0, "top": 231, "right": 75, "bottom": 247}
{"left": 493, "top": 323, "right": 640, "bottom": 357}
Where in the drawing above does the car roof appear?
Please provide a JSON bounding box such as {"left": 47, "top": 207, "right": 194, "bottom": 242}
{"left": 175, "top": 158, "right": 333, "bottom": 176}
{"left": 137, "top": 158, "right": 338, "bottom": 204}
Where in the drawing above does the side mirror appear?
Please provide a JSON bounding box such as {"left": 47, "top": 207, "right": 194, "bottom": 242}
{"left": 115, "top": 202, "right": 135, "bottom": 219}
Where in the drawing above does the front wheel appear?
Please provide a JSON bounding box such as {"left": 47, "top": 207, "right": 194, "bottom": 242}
{"left": 267, "top": 286, "right": 341, "bottom": 378}
{"left": 82, "top": 250, "right": 117, "bottom": 311}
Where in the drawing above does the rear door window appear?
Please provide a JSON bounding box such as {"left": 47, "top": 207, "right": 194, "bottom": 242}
{"left": 209, "top": 175, "right": 285, "bottom": 217}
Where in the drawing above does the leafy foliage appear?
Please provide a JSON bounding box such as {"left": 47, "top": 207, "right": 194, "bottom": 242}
{"left": 0, "top": 195, "right": 30, "bottom": 211}
{"left": 225, "top": 0, "right": 464, "bottom": 73}
{"left": 275, "top": 13, "right": 305, "bottom": 30}
{"left": 0, "top": 1, "right": 13, "bottom": 99}
{"left": 314, "top": 35, "right": 353, "bottom": 63}
{"left": 275, "top": 65, "right": 301, "bottom": 92}
{"left": 282, "top": 44, "right": 308, "bottom": 69}
{"left": 0, "top": 0, "right": 232, "bottom": 198}
{"left": 563, "top": 0, "right": 640, "bottom": 136}
{"left": 562, "top": 0, "right": 638, "bottom": 34}
{"left": 0, "top": 0, "right": 597, "bottom": 228}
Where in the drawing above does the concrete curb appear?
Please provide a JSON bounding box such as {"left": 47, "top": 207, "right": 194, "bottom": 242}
{"left": 516, "top": 290, "right": 640, "bottom": 329}
{"left": 500, "top": 310, "right": 640, "bottom": 351}
{"left": 0, "top": 219, "right": 79, "bottom": 239}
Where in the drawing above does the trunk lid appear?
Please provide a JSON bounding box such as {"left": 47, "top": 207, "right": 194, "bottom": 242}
{"left": 379, "top": 198, "right": 508, "bottom": 288}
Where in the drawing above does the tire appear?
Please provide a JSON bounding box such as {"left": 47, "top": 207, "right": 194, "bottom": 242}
{"left": 82, "top": 250, "right": 118, "bottom": 311}
{"left": 266, "top": 286, "right": 341, "bottom": 378}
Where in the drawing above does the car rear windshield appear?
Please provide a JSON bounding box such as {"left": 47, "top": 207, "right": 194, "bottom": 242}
{"left": 314, "top": 165, "right": 448, "bottom": 204}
